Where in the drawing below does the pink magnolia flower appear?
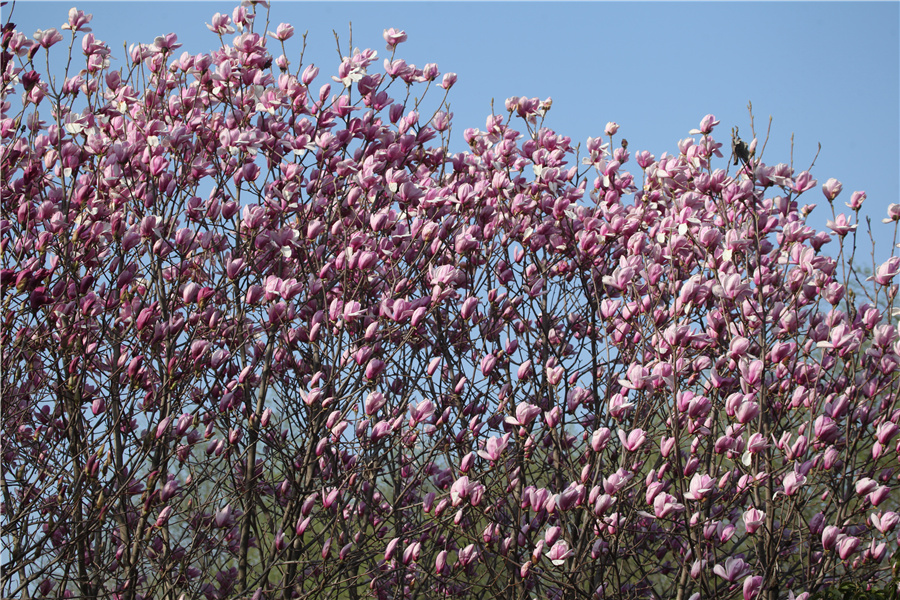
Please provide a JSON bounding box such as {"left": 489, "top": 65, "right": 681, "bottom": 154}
{"left": 438, "top": 72, "right": 457, "bottom": 89}
{"left": 91, "top": 398, "right": 106, "bottom": 416}
{"left": 653, "top": 493, "right": 684, "bottom": 519}
{"left": 846, "top": 190, "right": 866, "bottom": 210}
{"left": 505, "top": 402, "right": 541, "bottom": 427}
{"left": 660, "top": 436, "right": 676, "bottom": 457}
{"left": 743, "top": 575, "right": 763, "bottom": 600}
{"left": 62, "top": 8, "right": 93, "bottom": 32}
{"left": 435, "top": 549, "right": 449, "bottom": 576}
{"left": 432, "top": 110, "right": 452, "bottom": 131}
{"left": 747, "top": 432, "right": 768, "bottom": 454}
{"left": 33, "top": 28, "right": 64, "bottom": 48}
{"left": 459, "top": 452, "right": 475, "bottom": 473}
{"left": 174, "top": 413, "right": 193, "bottom": 437}
{"left": 636, "top": 150, "right": 655, "bottom": 169}
{"left": 151, "top": 33, "right": 181, "bottom": 53}
{"left": 155, "top": 505, "right": 173, "bottom": 527}
{"left": 822, "top": 525, "right": 841, "bottom": 550}
{"left": 429, "top": 264, "right": 458, "bottom": 288}
{"left": 822, "top": 177, "right": 843, "bottom": 200}
{"left": 268, "top": 23, "right": 295, "bottom": 41}
{"left": 873, "top": 257, "right": 900, "bottom": 285}
{"left": 215, "top": 505, "right": 234, "bottom": 528}
{"left": 792, "top": 171, "right": 817, "bottom": 193}
{"left": 866, "top": 539, "right": 888, "bottom": 563}
{"left": 855, "top": 477, "right": 878, "bottom": 496}
{"left": 689, "top": 114, "right": 720, "bottom": 135}
{"left": 814, "top": 415, "right": 840, "bottom": 442}
{"left": 684, "top": 473, "right": 715, "bottom": 501}
{"left": 402, "top": 541, "right": 421, "bottom": 565}
{"left": 460, "top": 296, "right": 479, "bottom": 319}
{"left": 617, "top": 428, "right": 646, "bottom": 452}
{"left": 868, "top": 485, "right": 891, "bottom": 506}
{"left": 713, "top": 557, "right": 750, "bottom": 582}
{"left": 517, "top": 360, "right": 533, "bottom": 380}
{"left": 384, "top": 537, "right": 400, "bottom": 562}
{"left": 594, "top": 493, "right": 617, "bottom": 516}
{"left": 456, "top": 543, "right": 478, "bottom": 566}
{"left": 422, "top": 62, "right": 439, "bottom": 80}
{"left": 603, "top": 469, "right": 633, "bottom": 494}
{"left": 743, "top": 507, "right": 766, "bottom": 534}
{"left": 836, "top": 535, "right": 860, "bottom": 560}
{"left": 409, "top": 400, "right": 434, "bottom": 426}
{"left": 735, "top": 400, "right": 760, "bottom": 424}
{"left": 226, "top": 258, "right": 245, "bottom": 279}
{"left": 591, "top": 428, "right": 612, "bottom": 452}
{"left": 876, "top": 421, "right": 899, "bottom": 444}
{"left": 477, "top": 433, "right": 510, "bottom": 461}
{"left": 543, "top": 406, "right": 561, "bottom": 429}
{"left": 207, "top": 12, "right": 235, "bottom": 35}
{"left": 883, "top": 203, "right": 900, "bottom": 223}
{"left": 545, "top": 540, "right": 573, "bottom": 565}
{"left": 782, "top": 471, "right": 806, "bottom": 496}
{"left": 383, "top": 28, "right": 407, "bottom": 50}
{"left": 301, "top": 64, "right": 320, "bottom": 85}
{"left": 364, "top": 392, "right": 386, "bottom": 416}
{"left": 544, "top": 526, "right": 562, "bottom": 546}
{"left": 364, "top": 359, "right": 385, "bottom": 380}
{"left": 369, "top": 420, "right": 392, "bottom": 441}
{"left": 519, "top": 561, "right": 531, "bottom": 579}
{"left": 871, "top": 511, "right": 899, "bottom": 534}
{"left": 825, "top": 213, "right": 857, "bottom": 236}
{"left": 450, "top": 476, "right": 470, "bottom": 506}
{"left": 553, "top": 484, "right": 581, "bottom": 512}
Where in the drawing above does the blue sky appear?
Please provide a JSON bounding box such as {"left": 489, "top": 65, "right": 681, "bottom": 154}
{"left": 10, "top": 1, "right": 900, "bottom": 266}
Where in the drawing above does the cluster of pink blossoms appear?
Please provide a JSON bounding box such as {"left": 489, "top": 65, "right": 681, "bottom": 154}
{"left": 2, "top": 4, "right": 898, "bottom": 600}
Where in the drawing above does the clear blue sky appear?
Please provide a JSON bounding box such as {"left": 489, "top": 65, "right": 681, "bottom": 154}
{"left": 10, "top": 1, "right": 900, "bottom": 266}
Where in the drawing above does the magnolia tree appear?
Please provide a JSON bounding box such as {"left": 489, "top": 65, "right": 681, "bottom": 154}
{"left": 2, "top": 3, "right": 899, "bottom": 600}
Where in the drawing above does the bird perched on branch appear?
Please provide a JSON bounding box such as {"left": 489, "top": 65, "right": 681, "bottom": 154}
{"left": 731, "top": 127, "right": 752, "bottom": 167}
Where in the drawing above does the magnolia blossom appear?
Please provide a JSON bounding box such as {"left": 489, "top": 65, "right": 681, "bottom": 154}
{"left": 742, "top": 507, "right": 766, "bottom": 534}
{"left": 653, "top": 493, "right": 684, "bottom": 519}
{"left": 383, "top": 28, "right": 407, "bottom": 49}
{"left": 684, "top": 473, "right": 715, "bottom": 501}
{"left": 33, "top": 28, "right": 64, "bottom": 48}
{"left": 713, "top": 557, "right": 750, "bottom": 582}
{"left": 689, "top": 114, "right": 720, "bottom": 135}
{"left": 873, "top": 256, "right": 900, "bottom": 285}
{"left": 822, "top": 525, "right": 841, "bottom": 550}
{"left": 505, "top": 402, "right": 542, "bottom": 427}
{"left": 871, "top": 511, "right": 899, "bottom": 534}
{"left": 822, "top": 177, "right": 843, "bottom": 200}
{"left": 617, "top": 428, "right": 646, "bottom": 452}
{"left": 782, "top": 471, "right": 806, "bottom": 496}
{"left": 545, "top": 540, "right": 574, "bottom": 565}
{"left": 825, "top": 213, "right": 857, "bottom": 236}
{"left": 836, "top": 535, "right": 860, "bottom": 560}
{"left": 743, "top": 575, "right": 763, "bottom": 600}
{"left": 62, "top": 8, "right": 93, "bottom": 32}
{"left": 214, "top": 505, "right": 234, "bottom": 528}
{"left": 477, "top": 433, "right": 510, "bottom": 461}
{"left": 883, "top": 203, "right": 900, "bottom": 223}
{"left": 268, "top": 23, "right": 294, "bottom": 41}
{"left": 6, "top": 5, "right": 897, "bottom": 597}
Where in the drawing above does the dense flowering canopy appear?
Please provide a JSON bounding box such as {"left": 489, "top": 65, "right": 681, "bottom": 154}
{"left": 2, "top": 4, "right": 899, "bottom": 600}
